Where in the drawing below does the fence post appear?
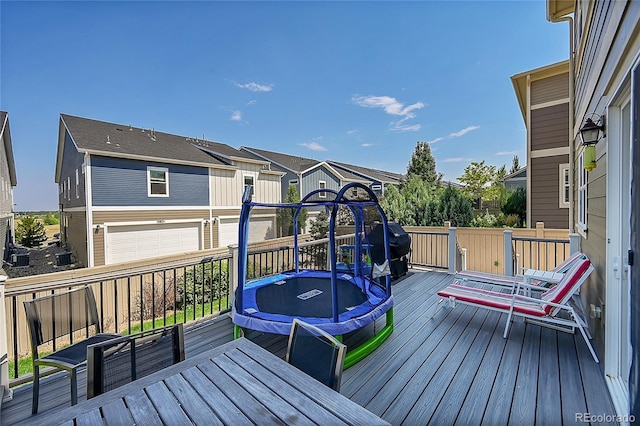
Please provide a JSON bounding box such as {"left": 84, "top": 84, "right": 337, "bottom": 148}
{"left": 535, "top": 222, "right": 545, "bottom": 238}
{"left": 448, "top": 226, "right": 457, "bottom": 274}
{"left": 0, "top": 275, "right": 13, "bottom": 402}
{"left": 228, "top": 244, "right": 239, "bottom": 303}
{"left": 569, "top": 233, "right": 581, "bottom": 254}
{"left": 462, "top": 248, "right": 467, "bottom": 272}
{"left": 504, "top": 229, "right": 514, "bottom": 276}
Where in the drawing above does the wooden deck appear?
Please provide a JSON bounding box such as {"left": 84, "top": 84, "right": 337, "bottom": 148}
{"left": 2, "top": 270, "right": 617, "bottom": 425}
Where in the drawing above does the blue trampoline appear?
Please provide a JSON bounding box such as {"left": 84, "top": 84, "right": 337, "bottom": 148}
{"left": 232, "top": 182, "right": 394, "bottom": 367}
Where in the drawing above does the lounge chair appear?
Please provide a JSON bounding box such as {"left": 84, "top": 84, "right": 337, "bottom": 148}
{"left": 438, "top": 257, "right": 598, "bottom": 362}
{"left": 455, "top": 251, "right": 586, "bottom": 289}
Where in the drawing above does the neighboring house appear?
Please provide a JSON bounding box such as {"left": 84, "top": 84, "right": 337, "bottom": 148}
{"left": 0, "top": 112, "right": 17, "bottom": 266}
{"left": 546, "top": 0, "right": 639, "bottom": 418}
{"left": 239, "top": 147, "right": 370, "bottom": 230}
{"left": 326, "top": 161, "right": 403, "bottom": 195}
{"left": 512, "top": 60, "right": 570, "bottom": 229}
{"left": 502, "top": 167, "right": 527, "bottom": 191}
{"left": 55, "top": 114, "right": 282, "bottom": 267}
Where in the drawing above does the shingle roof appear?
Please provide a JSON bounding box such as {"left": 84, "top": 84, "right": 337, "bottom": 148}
{"left": 327, "top": 160, "right": 404, "bottom": 184}
{"left": 240, "top": 146, "right": 321, "bottom": 172}
{"left": 61, "top": 114, "right": 241, "bottom": 167}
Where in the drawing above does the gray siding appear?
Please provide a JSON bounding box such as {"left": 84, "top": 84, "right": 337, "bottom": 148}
{"left": 531, "top": 103, "right": 570, "bottom": 151}
{"left": 302, "top": 165, "right": 340, "bottom": 196}
{"left": 60, "top": 130, "right": 86, "bottom": 209}
{"left": 91, "top": 156, "right": 209, "bottom": 207}
{"left": 531, "top": 72, "right": 569, "bottom": 105}
{"left": 571, "top": 0, "right": 640, "bottom": 359}
{"left": 282, "top": 170, "right": 301, "bottom": 201}
{"left": 530, "top": 155, "right": 569, "bottom": 229}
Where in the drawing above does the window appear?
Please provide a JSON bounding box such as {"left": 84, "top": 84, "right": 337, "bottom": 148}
{"left": 244, "top": 175, "right": 254, "bottom": 196}
{"left": 75, "top": 169, "right": 80, "bottom": 199}
{"left": 147, "top": 166, "right": 169, "bottom": 197}
{"left": 67, "top": 177, "right": 71, "bottom": 201}
{"left": 559, "top": 164, "right": 569, "bottom": 208}
{"left": 318, "top": 180, "right": 326, "bottom": 198}
{"left": 371, "top": 184, "right": 382, "bottom": 191}
{"left": 288, "top": 179, "right": 299, "bottom": 187}
{"left": 577, "top": 152, "right": 588, "bottom": 230}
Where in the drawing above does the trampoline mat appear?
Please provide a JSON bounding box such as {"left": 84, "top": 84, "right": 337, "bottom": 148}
{"left": 255, "top": 276, "right": 368, "bottom": 317}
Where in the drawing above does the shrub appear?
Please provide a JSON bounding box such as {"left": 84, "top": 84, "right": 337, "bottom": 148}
{"left": 502, "top": 188, "right": 526, "bottom": 226}
{"left": 132, "top": 278, "right": 177, "bottom": 321}
{"left": 176, "top": 262, "right": 229, "bottom": 308}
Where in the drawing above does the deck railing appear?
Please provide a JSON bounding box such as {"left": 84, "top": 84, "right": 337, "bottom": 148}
{"left": 0, "top": 223, "right": 578, "bottom": 398}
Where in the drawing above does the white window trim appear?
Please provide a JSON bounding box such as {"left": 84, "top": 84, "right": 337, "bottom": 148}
{"left": 147, "top": 166, "right": 169, "bottom": 197}
{"left": 577, "top": 151, "right": 588, "bottom": 234}
{"left": 67, "top": 177, "right": 71, "bottom": 201}
{"left": 75, "top": 169, "right": 80, "bottom": 199}
{"left": 371, "top": 184, "right": 382, "bottom": 191}
{"left": 318, "top": 180, "right": 327, "bottom": 198}
{"left": 288, "top": 179, "right": 299, "bottom": 186}
{"left": 559, "top": 163, "right": 569, "bottom": 208}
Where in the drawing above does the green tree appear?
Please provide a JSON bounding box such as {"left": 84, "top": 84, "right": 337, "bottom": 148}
{"left": 276, "top": 184, "right": 307, "bottom": 236}
{"left": 437, "top": 185, "right": 474, "bottom": 226}
{"left": 309, "top": 210, "right": 329, "bottom": 240}
{"left": 16, "top": 215, "right": 47, "bottom": 247}
{"left": 43, "top": 212, "right": 60, "bottom": 226}
{"left": 458, "top": 160, "right": 497, "bottom": 200}
{"left": 510, "top": 155, "right": 520, "bottom": 174}
{"left": 406, "top": 141, "right": 442, "bottom": 188}
{"left": 502, "top": 188, "right": 527, "bottom": 226}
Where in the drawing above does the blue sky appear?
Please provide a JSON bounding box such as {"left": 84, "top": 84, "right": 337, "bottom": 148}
{"left": 1, "top": 1, "right": 569, "bottom": 211}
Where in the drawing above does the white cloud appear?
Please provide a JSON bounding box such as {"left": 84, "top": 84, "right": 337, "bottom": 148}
{"left": 234, "top": 81, "right": 274, "bottom": 92}
{"left": 495, "top": 150, "right": 519, "bottom": 156}
{"left": 425, "top": 137, "right": 444, "bottom": 144}
{"left": 441, "top": 157, "right": 466, "bottom": 163}
{"left": 449, "top": 126, "right": 480, "bottom": 138}
{"left": 247, "top": 100, "right": 257, "bottom": 106}
{"left": 361, "top": 143, "right": 375, "bottom": 147}
{"left": 347, "top": 129, "right": 358, "bottom": 134}
{"left": 300, "top": 137, "right": 327, "bottom": 151}
{"left": 230, "top": 110, "right": 242, "bottom": 121}
{"left": 352, "top": 95, "right": 424, "bottom": 132}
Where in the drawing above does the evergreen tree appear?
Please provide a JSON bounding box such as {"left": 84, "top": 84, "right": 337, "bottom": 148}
{"left": 406, "top": 141, "right": 442, "bottom": 188}
{"left": 437, "top": 186, "right": 474, "bottom": 227}
{"left": 510, "top": 155, "right": 520, "bottom": 174}
{"left": 309, "top": 210, "right": 329, "bottom": 240}
{"left": 502, "top": 188, "right": 527, "bottom": 226}
{"left": 276, "top": 184, "right": 307, "bottom": 236}
{"left": 16, "top": 215, "right": 47, "bottom": 248}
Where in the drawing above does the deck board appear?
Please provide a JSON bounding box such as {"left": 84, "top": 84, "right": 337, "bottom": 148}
{"left": 2, "top": 269, "right": 618, "bottom": 426}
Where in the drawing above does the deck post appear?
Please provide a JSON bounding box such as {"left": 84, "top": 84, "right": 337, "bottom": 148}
{"left": 448, "top": 226, "right": 457, "bottom": 274}
{"left": 569, "top": 233, "right": 581, "bottom": 254}
{"left": 504, "top": 229, "right": 514, "bottom": 276}
{"left": 228, "top": 244, "right": 239, "bottom": 302}
{"left": 0, "top": 275, "right": 13, "bottom": 402}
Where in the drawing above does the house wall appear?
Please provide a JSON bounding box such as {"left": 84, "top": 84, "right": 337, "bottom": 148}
{"left": 62, "top": 210, "right": 88, "bottom": 267}
{"left": 59, "top": 130, "right": 86, "bottom": 210}
{"left": 302, "top": 165, "right": 341, "bottom": 196}
{"left": 91, "top": 209, "right": 211, "bottom": 266}
{"left": 282, "top": 170, "right": 302, "bottom": 201}
{"left": 91, "top": 156, "right": 209, "bottom": 207}
{"left": 0, "top": 128, "right": 14, "bottom": 261}
{"left": 530, "top": 155, "right": 569, "bottom": 228}
{"left": 571, "top": 0, "right": 640, "bottom": 360}
{"left": 209, "top": 163, "right": 280, "bottom": 206}
{"left": 531, "top": 103, "right": 570, "bottom": 150}
{"left": 531, "top": 72, "right": 569, "bottom": 104}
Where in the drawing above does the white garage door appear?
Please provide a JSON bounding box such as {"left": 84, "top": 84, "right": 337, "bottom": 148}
{"left": 106, "top": 222, "right": 201, "bottom": 264}
{"left": 218, "top": 217, "right": 274, "bottom": 247}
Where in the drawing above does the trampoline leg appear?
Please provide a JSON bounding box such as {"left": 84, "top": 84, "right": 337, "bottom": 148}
{"left": 234, "top": 325, "right": 245, "bottom": 339}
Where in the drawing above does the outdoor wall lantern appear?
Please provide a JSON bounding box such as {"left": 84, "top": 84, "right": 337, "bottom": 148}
{"left": 579, "top": 115, "right": 605, "bottom": 172}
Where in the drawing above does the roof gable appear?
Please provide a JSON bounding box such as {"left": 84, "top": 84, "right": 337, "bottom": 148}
{"left": 0, "top": 111, "right": 17, "bottom": 186}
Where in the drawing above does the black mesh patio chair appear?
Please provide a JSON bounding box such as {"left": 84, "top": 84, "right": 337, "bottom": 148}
{"left": 23, "top": 286, "right": 121, "bottom": 413}
{"left": 285, "top": 319, "right": 347, "bottom": 391}
{"left": 86, "top": 324, "right": 185, "bottom": 399}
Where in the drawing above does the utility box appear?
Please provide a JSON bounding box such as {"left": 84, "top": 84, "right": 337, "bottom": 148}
{"left": 56, "top": 252, "right": 72, "bottom": 266}
{"left": 11, "top": 253, "right": 29, "bottom": 267}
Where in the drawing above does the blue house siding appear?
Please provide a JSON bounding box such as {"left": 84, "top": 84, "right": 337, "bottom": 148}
{"left": 301, "top": 166, "right": 341, "bottom": 196}
{"left": 59, "top": 130, "right": 87, "bottom": 209}
{"left": 91, "top": 156, "right": 209, "bottom": 207}
{"left": 282, "top": 170, "right": 301, "bottom": 201}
